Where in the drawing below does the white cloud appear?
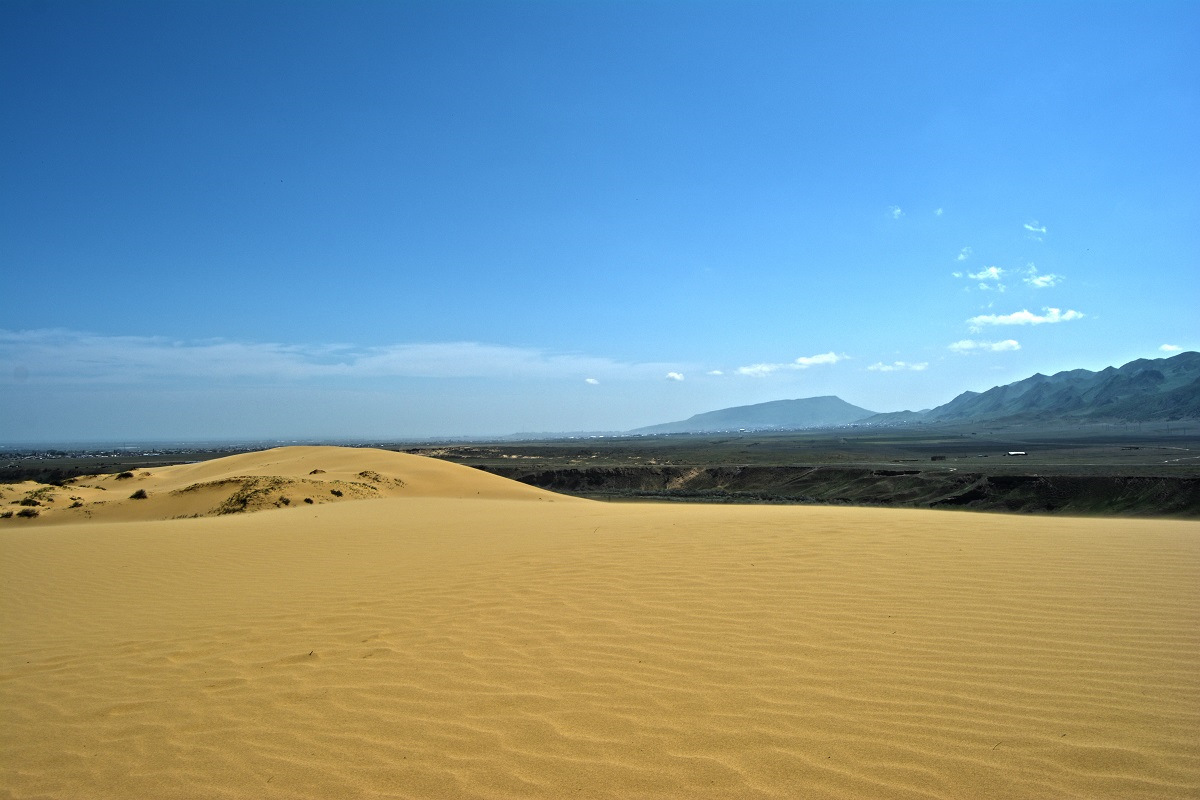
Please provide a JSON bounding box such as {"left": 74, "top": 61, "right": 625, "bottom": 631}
{"left": 665, "top": 372, "right": 685, "bottom": 381}
{"left": 0, "top": 329, "right": 676, "bottom": 385}
{"left": 887, "top": 205, "right": 904, "bottom": 220}
{"left": 1023, "top": 264, "right": 1063, "bottom": 288}
{"left": 951, "top": 271, "right": 963, "bottom": 279}
{"left": 964, "top": 265, "right": 1006, "bottom": 292}
{"left": 968, "top": 266, "right": 1004, "bottom": 281}
{"left": 949, "top": 339, "right": 1021, "bottom": 353}
{"left": 1024, "top": 220, "right": 1048, "bottom": 241}
{"left": 956, "top": 246, "right": 972, "bottom": 262}
{"left": 935, "top": 208, "right": 944, "bottom": 216}
{"left": 793, "top": 352, "right": 843, "bottom": 367}
{"left": 967, "top": 307, "right": 1084, "bottom": 331}
{"left": 736, "top": 363, "right": 783, "bottom": 377}
{"left": 1160, "top": 344, "right": 1183, "bottom": 352}
{"left": 707, "top": 370, "right": 724, "bottom": 376}
{"left": 585, "top": 377, "right": 599, "bottom": 385}
{"left": 868, "top": 361, "right": 928, "bottom": 372}
{"left": 736, "top": 351, "right": 845, "bottom": 377}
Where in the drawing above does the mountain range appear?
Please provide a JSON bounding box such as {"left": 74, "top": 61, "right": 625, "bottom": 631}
{"left": 632, "top": 352, "right": 1200, "bottom": 434}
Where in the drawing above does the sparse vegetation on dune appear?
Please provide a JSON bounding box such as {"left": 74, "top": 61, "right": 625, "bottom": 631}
{"left": 210, "top": 477, "right": 292, "bottom": 515}
{"left": 0, "top": 447, "right": 544, "bottom": 526}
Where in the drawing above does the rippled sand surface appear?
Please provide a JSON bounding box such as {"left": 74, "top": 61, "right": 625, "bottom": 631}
{"left": 2, "top": 448, "right": 1198, "bottom": 798}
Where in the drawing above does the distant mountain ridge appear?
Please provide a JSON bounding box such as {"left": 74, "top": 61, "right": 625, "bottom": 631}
{"left": 924, "top": 351, "right": 1200, "bottom": 423}
{"left": 629, "top": 352, "right": 1199, "bottom": 434}
{"left": 631, "top": 396, "right": 876, "bottom": 434}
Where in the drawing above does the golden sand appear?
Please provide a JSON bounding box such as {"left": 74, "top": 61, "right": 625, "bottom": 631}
{"left": 2, "top": 447, "right": 1198, "bottom": 798}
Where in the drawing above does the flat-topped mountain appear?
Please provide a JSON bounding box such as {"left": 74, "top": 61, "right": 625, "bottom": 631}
{"left": 631, "top": 395, "right": 876, "bottom": 434}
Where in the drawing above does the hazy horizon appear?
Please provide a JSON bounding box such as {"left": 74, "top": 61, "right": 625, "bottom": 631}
{"left": 3, "top": 1, "right": 1197, "bottom": 442}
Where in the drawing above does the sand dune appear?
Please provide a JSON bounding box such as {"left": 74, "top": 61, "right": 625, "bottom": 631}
{"left": 0, "top": 446, "right": 560, "bottom": 525}
{"left": 2, "top": 448, "right": 1198, "bottom": 798}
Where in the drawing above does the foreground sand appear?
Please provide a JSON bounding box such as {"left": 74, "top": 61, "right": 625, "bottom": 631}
{"left": 2, "top": 448, "right": 1198, "bottom": 798}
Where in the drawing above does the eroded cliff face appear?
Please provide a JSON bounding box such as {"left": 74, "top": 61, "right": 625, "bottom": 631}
{"left": 480, "top": 465, "right": 1200, "bottom": 517}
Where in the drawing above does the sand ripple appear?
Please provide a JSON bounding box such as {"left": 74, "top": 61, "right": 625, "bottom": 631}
{"left": 2, "top": 494, "right": 1198, "bottom": 798}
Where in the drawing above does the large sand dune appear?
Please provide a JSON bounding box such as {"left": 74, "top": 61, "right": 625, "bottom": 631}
{"left": 2, "top": 447, "right": 1198, "bottom": 798}
{"left": 0, "top": 446, "right": 559, "bottom": 524}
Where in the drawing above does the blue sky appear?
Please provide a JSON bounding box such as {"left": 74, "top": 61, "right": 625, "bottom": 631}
{"left": 2, "top": 0, "right": 1197, "bottom": 442}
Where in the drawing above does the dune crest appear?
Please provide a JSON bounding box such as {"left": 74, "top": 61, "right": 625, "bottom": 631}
{"left": 0, "top": 446, "right": 565, "bottom": 525}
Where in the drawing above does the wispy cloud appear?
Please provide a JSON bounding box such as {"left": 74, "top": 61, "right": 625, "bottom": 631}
{"left": 1023, "top": 264, "right": 1063, "bottom": 288}
{"left": 968, "top": 266, "right": 1004, "bottom": 281}
{"left": 935, "top": 208, "right": 944, "bottom": 217}
{"left": 951, "top": 259, "right": 1007, "bottom": 290}
{"left": 706, "top": 370, "right": 724, "bottom": 376}
{"left": 736, "top": 351, "right": 845, "bottom": 377}
{"left": 737, "top": 365, "right": 780, "bottom": 377}
{"left": 967, "top": 308, "right": 1084, "bottom": 332}
{"left": 887, "top": 205, "right": 904, "bottom": 220}
{"left": 867, "top": 361, "right": 928, "bottom": 372}
{"left": 962, "top": 265, "right": 1006, "bottom": 292}
{"left": 665, "top": 372, "right": 685, "bottom": 381}
{"left": 1160, "top": 344, "right": 1182, "bottom": 352}
{"left": 0, "top": 329, "right": 676, "bottom": 385}
{"left": 794, "top": 352, "right": 843, "bottom": 367}
{"left": 1025, "top": 274, "right": 1060, "bottom": 288}
{"left": 948, "top": 339, "right": 1021, "bottom": 353}
{"left": 585, "top": 377, "right": 600, "bottom": 385}
{"left": 1024, "top": 220, "right": 1048, "bottom": 241}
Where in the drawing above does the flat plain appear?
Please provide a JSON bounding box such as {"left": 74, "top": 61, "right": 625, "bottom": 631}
{"left": 2, "top": 446, "right": 1198, "bottom": 798}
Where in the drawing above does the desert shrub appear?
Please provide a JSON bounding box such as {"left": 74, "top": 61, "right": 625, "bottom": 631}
{"left": 330, "top": 489, "right": 343, "bottom": 497}
{"left": 303, "top": 497, "right": 314, "bottom": 504}
{"left": 115, "top": 471, "right": 134, "bottom": 480}
{"left": 309, "top": 469, "right": 326, "bottom": 475}
{"left": 1, "top": 511, "right": 12, "bottom": 518}
{"left": 211, "top": 476, "right": 290, "bottom": 515}
{"left": 279, "top": 496, "right": 291, "bottom": 506}
{"left": 129, "top": 489, "right": 149, "bottom": 500}
{"left": 18, "top": 498, "right": 41, "bottom": 507}
{"left": 16, "top": 508, "right": 39, "bottom": 518}
{"left": 69, "top": 501, "right": 83, "bottom": 508}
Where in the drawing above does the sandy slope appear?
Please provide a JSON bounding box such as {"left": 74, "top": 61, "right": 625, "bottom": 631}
{"left": 2, "top": 448, "right": 1198, "bottom": 799}
{"left": 0, "top": 446, "right": 557, "bottom": 524}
